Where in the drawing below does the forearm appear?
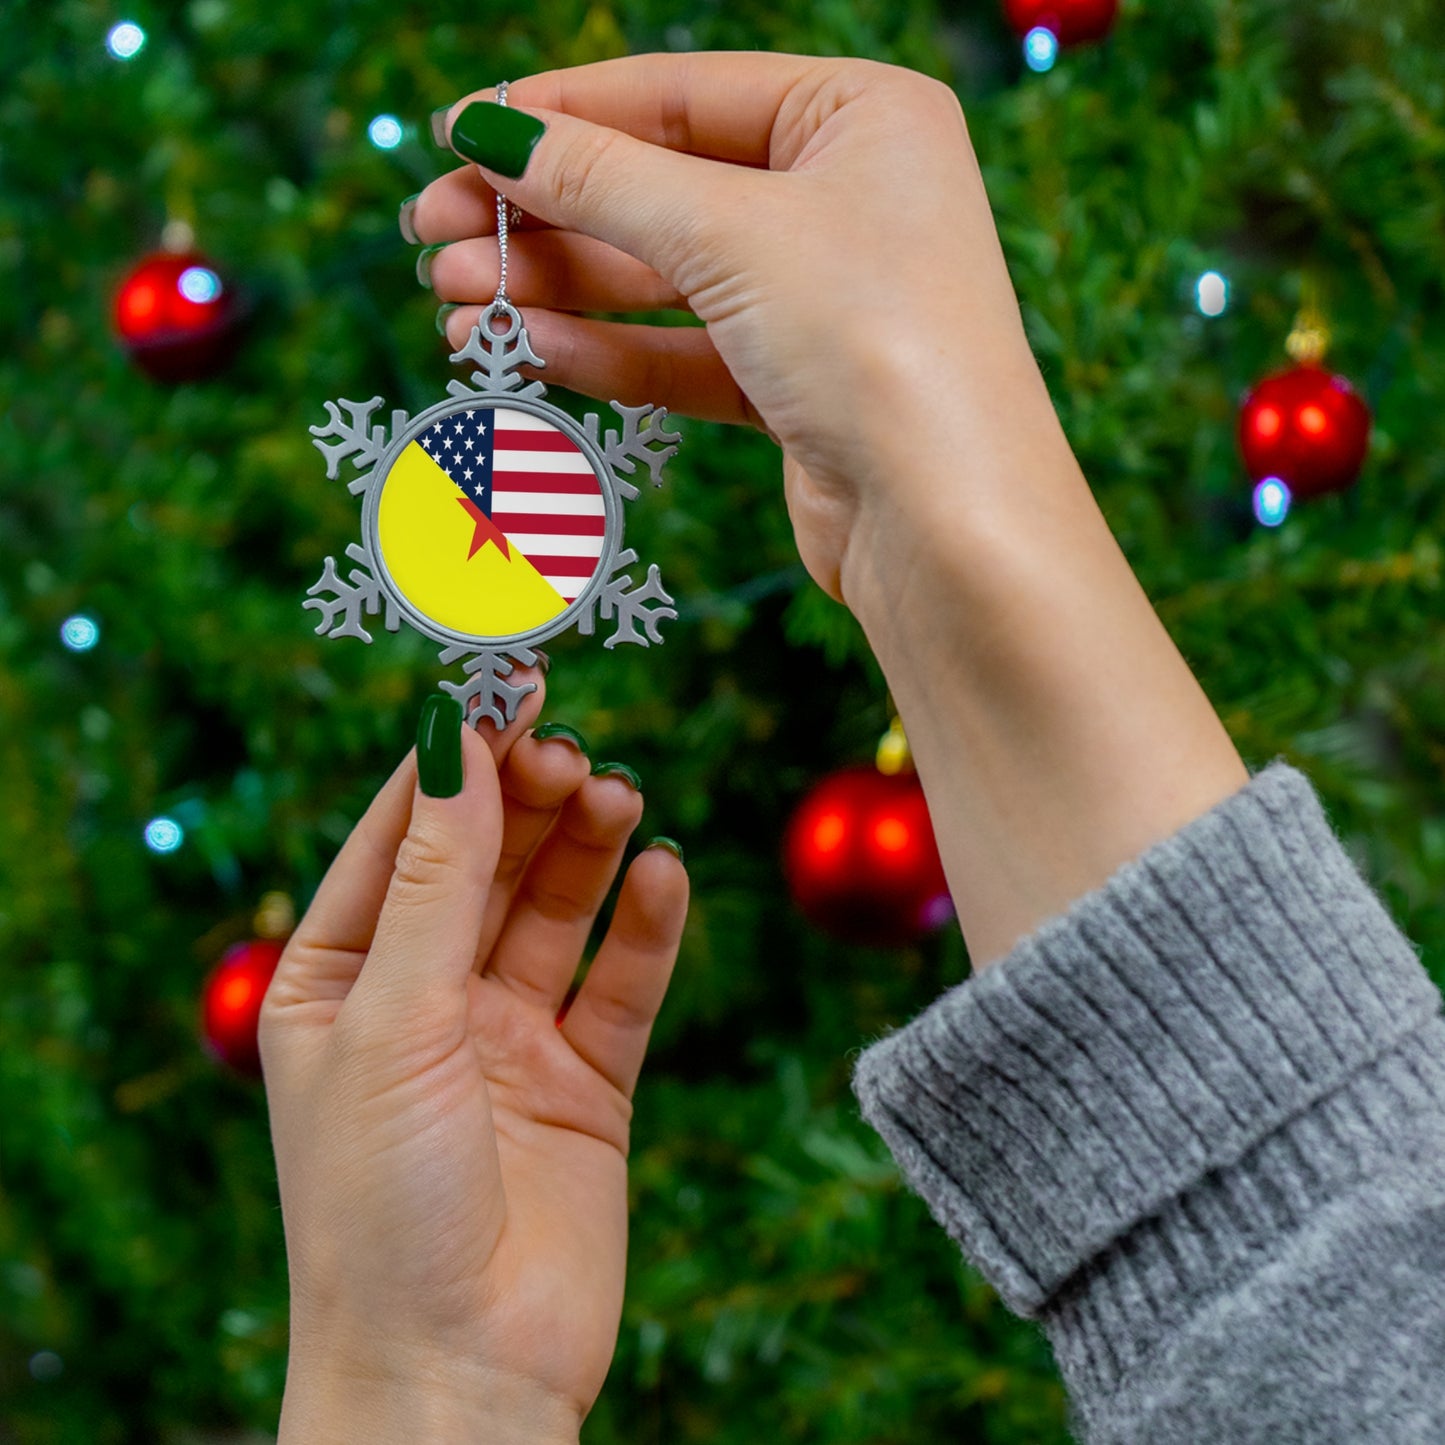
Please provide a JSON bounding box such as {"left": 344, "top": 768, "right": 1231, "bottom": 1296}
{"left": 842, "top": 355, "right": 1250, "bottom": 971}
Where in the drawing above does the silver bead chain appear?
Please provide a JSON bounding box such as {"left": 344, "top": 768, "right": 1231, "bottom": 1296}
{"left": 492, "top": 82, "right": 519, "bottom": 317}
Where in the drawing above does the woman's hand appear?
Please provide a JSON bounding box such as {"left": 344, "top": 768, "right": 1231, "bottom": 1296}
{"left": 410, "top": 53, "right": 1060, "bottom": 604}
{"left": 259, "top": 679, "right": 688, "bottom": 1443}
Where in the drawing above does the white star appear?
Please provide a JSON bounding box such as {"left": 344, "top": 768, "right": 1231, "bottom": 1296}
{"left": 463, "top": 467, "right": 474, "bottom": 481}
{"left": 454, "top": 420, "right": 464, "bottom": 434}
{"left": 443, "top": 438, "right": 454, "bottom": 450}
{"left": 474, "top": 484, "right": 485, "bottom": 498}
{"left": 464, "top": 438, "right": 475, "bottom": 450}
{"left": 465, "top": 409, "right": 475, "bottom": 418}
{"left": 422, "top": 436, "right": 434, "bottom": 449}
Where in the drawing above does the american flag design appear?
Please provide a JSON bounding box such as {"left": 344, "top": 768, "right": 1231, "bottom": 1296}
{"left": 375, "top": 405, "right": 609, "bottom": 641}
{"left": 416, "top": 406, "right": 605, "bottom": 603}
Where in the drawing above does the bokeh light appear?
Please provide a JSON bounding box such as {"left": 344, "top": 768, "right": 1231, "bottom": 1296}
{"left": 60, "top": 615, "right": 100, "bottom": 652}
{"left": 1196, "top": 270, "right": 1229, "bottom": 317}
{"left": 1253, "top": 477, "right": 1292, "bottom": 528}
{"left": 144, "top": 817, "right": 185, "bottom": 853}
{"left": 178, "top": 266, "right": 222, "bottom": 304}
{"left": 368, "top": 114, "right": 404, "bottom": 150}
{"left": 1024, "top": 26, "right": 1059, "bottom": 72}
{"left": 105, "top": 21, "right": 146, "bottom": 59}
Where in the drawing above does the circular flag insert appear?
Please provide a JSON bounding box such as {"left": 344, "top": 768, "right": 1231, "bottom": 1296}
{"left": 376, "top": 405, "right": 607, "bottom": 640}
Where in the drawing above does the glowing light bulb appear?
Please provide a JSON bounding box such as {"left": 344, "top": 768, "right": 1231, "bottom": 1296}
{"left": 144, "top": 817, "right": 185, "bottom": 853}
{"left": 106, "top": 21, "right": 146, "bottom": 59}
{"left": 1253, "top": 477, "right": 1291, "bottom": 528}
{"left": 1024, "top": 26, "right": 1059, "bottom": 72}
{"left": 368, "top": 114, "right": 404, "bottom": 150}
{"left": 1196, "top": 271, "right": 1229, "bottom": 317}
{"left": 60, "top": 615, "right": 100, "bottom": 651}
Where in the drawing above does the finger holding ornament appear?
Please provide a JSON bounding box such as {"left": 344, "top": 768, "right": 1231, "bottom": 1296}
{"left": 424, "top": 230, "right": 687, "bottom": 315}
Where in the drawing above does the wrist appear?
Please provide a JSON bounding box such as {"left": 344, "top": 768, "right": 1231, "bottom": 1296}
{"left": 836, "top": 390, "right": 1248, "bottom": 973}
{"left": 838, "top": 344, "right": 1082, "bottom": 637}
{"left": 279, "top": 1343, "right": 582, "bottom": 1445}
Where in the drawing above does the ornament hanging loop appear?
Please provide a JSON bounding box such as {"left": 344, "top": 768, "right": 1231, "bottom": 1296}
{"left": 482, "top": 300, "right": 523, "bottom": 343}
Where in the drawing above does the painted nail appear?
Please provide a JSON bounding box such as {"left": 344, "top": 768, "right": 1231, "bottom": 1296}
{"left": 591, "top": 760, "right": 641, "bottom": 791}
{"left": 398, "top": 193, "right": 422, "bottom": 245}
{"left": 417, "top": 693, "right": 464, "bottom": 798}
{"left": 429, "top": 105, "right": 452, "bottom": 148}
{"left": 449, "top": 101, "right": 546, "bottom": 179}
{"left": 532, "top": 722, "right": 589, "bottom": 756}
{"left": 531, "top": 648, "right": 551, "bottom": 676}
{"left": 644, "top": 836, "right": 685, "bottom": 865}
{"left": 435, "top": 302, "right": 460, "bottom": 337}
{"left": 416, "top": 242, "right": 448, "bottom": 290}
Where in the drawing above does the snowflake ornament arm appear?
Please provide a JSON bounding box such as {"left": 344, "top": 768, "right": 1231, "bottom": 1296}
{"left": 309, "top": 398, "right": 411, "bottom": 494}
{"left": 584, "top": 403, "right": 682, "bottom": 500}
{"left": 579, "top": 550, "right": 678, "bottom": 648}
{"left": 303, "top": 543, "right": 401, "bottom": 642}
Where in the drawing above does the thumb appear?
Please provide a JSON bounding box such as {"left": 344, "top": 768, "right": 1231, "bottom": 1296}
{"left": 441, "top": 94, "right": 761, "bottom": 291}
{"left": 345, "top": 695, "right": 503, "bottom": 1033}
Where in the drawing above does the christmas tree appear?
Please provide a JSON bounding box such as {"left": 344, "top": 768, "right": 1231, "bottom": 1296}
{"left": 3, "top": 0, "right": 1443, "bottom": 1441}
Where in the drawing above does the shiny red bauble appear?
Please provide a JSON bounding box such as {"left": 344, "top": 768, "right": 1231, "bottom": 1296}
{"left": 1003, "top": 0, "right": 1119, "bottom": 44}
{"left": 1237, "top": 362, "right": 1372, "bottom": 500}
{"left": 113, "top": 250, "right": 239, "bottom": 382}
{"left": 200, "top": 939, "right": 284, "bottom": 1076}
{"left": 783, "top": 766, "right": 954, "bottom": 947}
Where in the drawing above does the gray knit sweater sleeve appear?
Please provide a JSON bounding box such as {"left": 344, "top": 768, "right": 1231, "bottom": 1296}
{"left": 849, "top": 759, "right": 1445, "bottom": 1442}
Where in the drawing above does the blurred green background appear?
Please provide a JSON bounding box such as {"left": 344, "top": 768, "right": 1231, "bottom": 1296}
{"left": 3, "top": 0, "right": 1444, "bottom": 1440}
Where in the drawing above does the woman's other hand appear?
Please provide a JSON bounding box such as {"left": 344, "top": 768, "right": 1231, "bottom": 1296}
{"left": 260, "top": 678, "right": 688, "bottom": 1442}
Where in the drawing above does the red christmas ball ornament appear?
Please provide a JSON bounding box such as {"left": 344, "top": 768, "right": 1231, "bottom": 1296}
{"left": 784, "top": 765, "right": 954, "bottom": 947}
{"left": 113, "top": 250, "right": 240, "bottom": 382}
{"left": 1238, "top": 362, "right": 1372, "bottom": 501}
{"left": 200, "top": 939, "right": 284, "bottom": 1076}
{"left": 1003, "top": 0, "right": 1119, "bottom": 46}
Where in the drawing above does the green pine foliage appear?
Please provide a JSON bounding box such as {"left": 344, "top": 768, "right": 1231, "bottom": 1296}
{"left": 3, "top": 0, "right": 1443, "bottom": 1439}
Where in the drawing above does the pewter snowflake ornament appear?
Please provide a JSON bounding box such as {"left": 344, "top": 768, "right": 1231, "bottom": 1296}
{"left": 304, "top": 302, "right": 681, "bottom": 728}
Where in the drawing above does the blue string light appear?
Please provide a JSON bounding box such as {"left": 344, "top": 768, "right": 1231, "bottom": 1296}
{"left": 106, "top": 21, "right": 146, "bottom": 59}
{"left": 1196, "top": 271, "right": 1229, "bottom": 317}
{"left": 1024, "top": 27, "right": 1059, "bottom": 72}
{"left": 60, "top": 615, "right": 100, "bottom": 652}
{"left": 144, "top": 817, "right": 185, "bottom": 853}
{"left": 178, "top": 266, "right": 223, "bottom": 303}
{"left": 368, "top": 114, "right": 404, "bottom": 150}
{"left": 1253, "top": 477, "right": 1291, "bottom": 528}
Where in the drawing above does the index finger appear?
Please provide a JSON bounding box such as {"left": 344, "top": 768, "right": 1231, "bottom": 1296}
{"left": 277, "top": 671, "right": 545, "bottom": 972}
{"left": 459, "top": 51, "right": 848, "bottom": 168}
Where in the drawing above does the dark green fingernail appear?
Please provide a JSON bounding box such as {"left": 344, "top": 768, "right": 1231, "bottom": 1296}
{"left": 416, "top": 242, "right": 448, "bottom": 289}
{"left": 591, "top": 760, "right": 641, "bottom": 791}
{"left": 533, "top": 722, "right": 589, "bottom": 756}
{"left": 417, "top": 693, "right": 464, "bottom": 797}
{"left": 430, "top": 105, "right": 452, "bottom": 148}
{"left": 645, "top": 836, "right": 684, "bottom": 864}
{"left": 450, "top": 100, "right": 546, "bottom": 179}
{"left": 435, "top": 302, "right": 460, "bottom": 337}
{"left": 398, "top": 193, "right": 422, "bottom": 245}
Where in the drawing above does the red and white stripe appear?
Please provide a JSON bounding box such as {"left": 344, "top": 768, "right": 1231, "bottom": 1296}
{"left": 489, "top": 409, "right": 605, "bottom": 602}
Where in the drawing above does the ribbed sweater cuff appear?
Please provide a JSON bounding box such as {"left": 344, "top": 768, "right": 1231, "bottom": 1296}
{"left": 849, "top": 758, "right": 1444, "bottom": 1318}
